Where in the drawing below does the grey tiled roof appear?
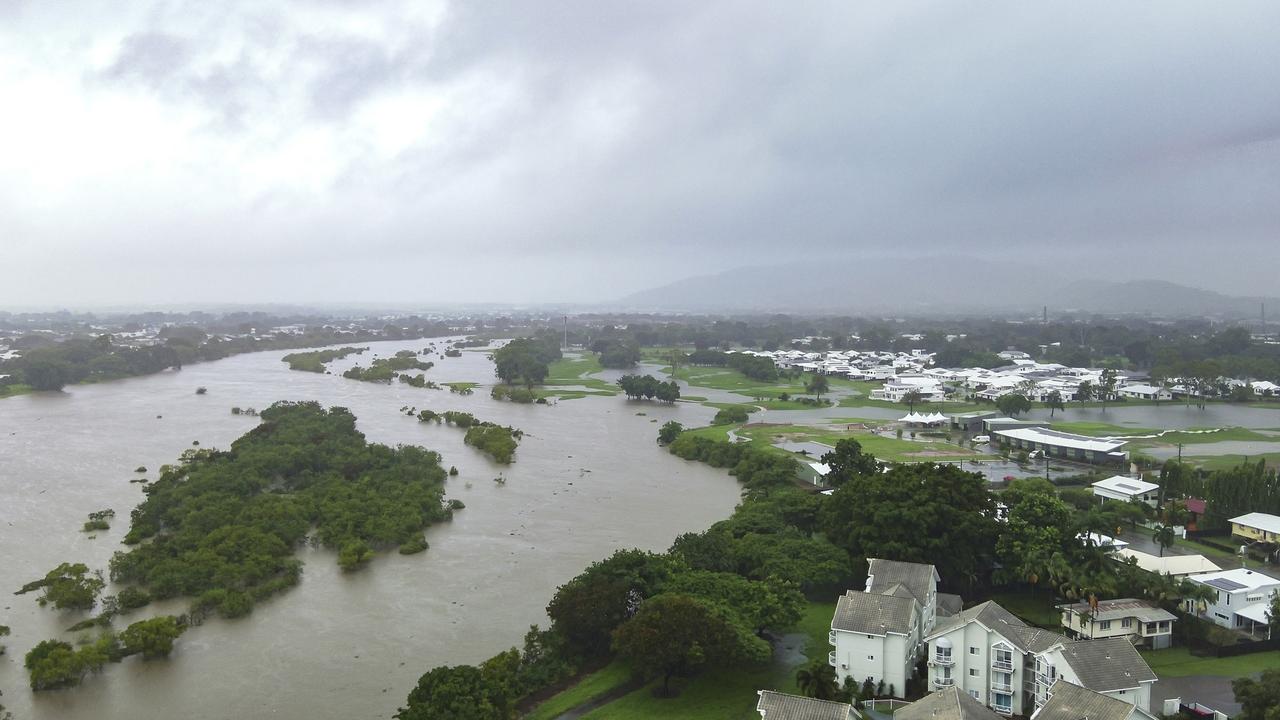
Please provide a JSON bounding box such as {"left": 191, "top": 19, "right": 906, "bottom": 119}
{"left": 832, "top": 590, "right": 917, "bottom": 636}
{"left": 867, "top": 558, "right": 937, "bottom": 605}
{"left": 896, "top": 687, "right": 1003, "bottom": 720}
{"left": 756, "top": 690, "right": 854, "bottom": 720}
{"left": 1056, "top": 638, "right": 1157, "bottom": 692}
{"left": 937, "top": 593, "right": 964, "bottom": 617}
{"left": 927, "top": 600, "right": 1064, "bottom": 653}
{"left": 1034, "top": 680, "right": 1138, "bottom": 720}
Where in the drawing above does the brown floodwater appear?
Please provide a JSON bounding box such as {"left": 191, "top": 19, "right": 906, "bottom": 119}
{"left": 0, "top": 340, "right": 742, "bottom": 719}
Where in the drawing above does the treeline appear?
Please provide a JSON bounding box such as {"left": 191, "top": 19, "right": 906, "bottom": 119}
{"left": 617, "top": 374, "right": 680, "bottom": 402}
{"left": 343, "top": 351, "right": 434, "bottom": 383}
{"left": 685, "top": 350, "right": 778, "bottom": 382}
{"left": 24, "top": 616, "right": 186, "bottom": 690}
{"left": 492, "top": 336, "right": 562, "bottom": 386}
{"left": 282, "top": 346, "right": 367, "bottom": 372}
{"left": 418, "top": 410, "right": 524, "bottom": 464}
{"left": 106, "top": 402, "right": 455, "bottom": 632}
{"left": 1161, "top": 459, "right": 1280, "bottom": 532}
{"left": 2, "top": 323, "right": 457, "bottom": 393}
{"left": 594, "top": 339, "right": 641, "bottom": 369}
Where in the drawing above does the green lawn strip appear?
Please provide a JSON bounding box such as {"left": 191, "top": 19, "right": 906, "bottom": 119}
{"left": 1170, "top": 536, "right": 1243, "bottom": 562}
{"left": 757, "top": 399, "right": 835, "bottom": 411}
{"left": 1184, "top": 452, "right": 1280, "bottom": 472}
{"left": 682, "top": 395, "right": 708, "bottom": 402}
{"left": 1049, "top": 421, "right": 1161, "bottom": 437}
{"left": 443, "top": 382, "right": 479, "bottom": 392}
{"left": 0, "top": 383, "right": 35, "bottom": 398}
{"left": 792, "top": 601, "right": 838, "bottom": 663}
{"left": 523, "top": 660, "right": 635, "bottom": 720}
{"left": 989, "top": 591, "right": 1062, "bottom": 629}
{"left": 702, "top": 401, "right": 762, "bottom": 412}
{"left": 1139, "top": 647, "right": 1280, "bottom": 678}
{"left": 734, "top": 424, "right": 985, "bottom": 463}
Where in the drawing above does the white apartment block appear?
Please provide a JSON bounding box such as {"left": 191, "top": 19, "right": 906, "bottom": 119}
{"left": 1032, "top": 638, "right": 1157, "bottom": 715}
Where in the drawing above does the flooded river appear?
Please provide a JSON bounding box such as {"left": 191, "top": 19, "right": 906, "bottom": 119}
{"left": 0, "top": 340, "right": 743, "bottom": 720}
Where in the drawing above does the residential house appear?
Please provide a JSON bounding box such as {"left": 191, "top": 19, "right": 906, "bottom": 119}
{"left": 1229, "top": 512, "right": 1280, "bottom": 544}
{"left": 1182, "top": 567, "right": 1280, "bottom": 635}
{"left": 1057, "top": 599, "right": 1176, "bottom": 649}
{"left": 829, "top": 559, "right": 941, "bottom": 698}
{"left": 1116, "top": 384, "right": 1173, "bottom": 401}
{"left": 924, "top": 601, "right": 1062, "bottom": 716}
{"left": 1091, "top": 476, "right": 1160, "bottom": 507}
{"left": 1033, "top": 680, "right": 1158, "bottom": 720}
{"left": 754, "top": 691, "right": 858, "bottom": 720}
{"left": 896, "top": 686, "right": 1002, "bottom": 720}
{"left": 1032, "top": 637, "right": 1158, "bottom": 714}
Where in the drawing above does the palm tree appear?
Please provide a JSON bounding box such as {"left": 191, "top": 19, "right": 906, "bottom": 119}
{"left": 1152, "top": 524, "right": 1176, "bottom": 557}
{"left": 796, "top": 658, "right": 839, "bottom": 700}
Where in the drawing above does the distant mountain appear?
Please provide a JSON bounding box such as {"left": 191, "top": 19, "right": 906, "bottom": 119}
{"left": 617, "top": 259, "right": 1277, "bottom": 318}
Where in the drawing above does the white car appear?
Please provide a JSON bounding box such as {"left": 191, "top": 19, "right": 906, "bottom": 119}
{"left": 972, "top": 435, "right": 990, "bottom": 444}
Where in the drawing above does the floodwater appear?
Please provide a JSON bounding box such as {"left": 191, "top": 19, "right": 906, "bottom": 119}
{"left": 0, "top": 340, "right": 743, "bottom": 720}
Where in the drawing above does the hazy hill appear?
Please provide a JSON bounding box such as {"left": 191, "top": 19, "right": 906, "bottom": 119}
{"left": 618, "top": 259, "right": 1276, "bottom": 318}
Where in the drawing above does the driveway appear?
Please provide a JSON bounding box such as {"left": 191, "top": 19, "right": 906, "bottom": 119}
{"left": 1150, "top": 674, "right": 1255, "bottom": 717}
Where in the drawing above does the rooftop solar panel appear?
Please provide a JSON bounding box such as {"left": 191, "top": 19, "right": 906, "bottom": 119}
{"left": 1205, "top": 578, "right": 1246, "bottom": 591}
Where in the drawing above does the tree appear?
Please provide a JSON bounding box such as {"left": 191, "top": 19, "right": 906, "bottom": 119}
{"left": 1267, "top": 593, "right": 1280, "bottom": 639}
{"left": 819, "top": 463, "right": 999, "bottom": 593}
{"left": 996, "top": 492, "right": 1073, "bottom": 591}
{"left": 1046, "top": 390, "right": 1065, "bottom": 418}
{"left": 796, "top": 658, "right": 839, "bottom": 700}
{"left": 119, "top": 616, "right": 185, "bottom": 659}
{"left": 1152, "top": 524, "right": 1176, "bottom": 558}
{"left": 16, "top": 562, "right": 106, "bottom": 610}
{"left": 547, "top": 550, "right": 677, "bottom": 657}
{"left": 995, "top": 393, "right": 1032, "bottom": 417}
{"left": 0, "top": 624, "right": 9, "bottom": 656}
{"left": 25, "top": 640, "right": 85, "bottom": 690}
{"left": 901, "top": 389, "right": 924, "bottom": 412}
{"left": 657, "top": 421, "right": 684, "bottom": 445}
{"left": 819, "top": 439, "right": 881, "bottom": 488}
{"left": 1232, "top": 669, "right": 1280, "bottom": 720}
{"left": 1076, "top": 381, "right": 1094, "bottom": 404}
{"left": 22, "top": 359, "right": 71, "bottom": 391}
{"left": 396, "top": 664, "right": 514, "bottom": 720}
{"left": 805, "top": 374, "right": 830, "bottom": 403}
{"left": 1099, "top": 369, "right": 1118, "bottom": 411}
{"left": 611, "top": 594, "right": 770, "bottom": 697}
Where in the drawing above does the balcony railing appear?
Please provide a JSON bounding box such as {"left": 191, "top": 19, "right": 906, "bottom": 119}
{"left": 991, "top": 658, "right": 1014, "bottom": 672}
{"left": 829, "top": 631, "right": 837, "bottom": 645}
{"left": 932, "top": 654, "right": 954, "bottom": 666}
{"left": 934, "top": 677, "right": 955, "bottom": 687}
{"left": 991, "top": 679, "right": 1013, "bottom": 693}
{"left": 829, "top": 651, "right": 838, "bottom": 668}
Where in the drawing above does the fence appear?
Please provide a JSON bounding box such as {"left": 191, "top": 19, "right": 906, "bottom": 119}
{"left": 1191, "top": 636, "right": 1279, "bottom": 658}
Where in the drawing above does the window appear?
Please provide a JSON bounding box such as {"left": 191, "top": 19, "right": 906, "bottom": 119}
{"left": 1121, "top": 618, "right": 1132, "bottom": 628}
{"left": 970, "top": 669, "right": 978, "bottom": 677}
{"left": 993, "top": 692, "right": 1013, "bottom": 713}
{"left": 1099, "top": 620, "right": 1111, "bottom": 630}
{"left": 867, "top": 655, "right": 875, "bottom": 660}
{"left": 1215, "top": 612, "right": 1229, "bottom": 620}
{"left": 970, "top": 690, "right": 980, "bottom": 701}
{"left": 970, "top": 647, "right": 979, "bottom": 655}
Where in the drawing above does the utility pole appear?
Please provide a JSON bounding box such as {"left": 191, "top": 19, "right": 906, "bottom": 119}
{"left": 563, "top": 316, "right": 568, "bottom": 350}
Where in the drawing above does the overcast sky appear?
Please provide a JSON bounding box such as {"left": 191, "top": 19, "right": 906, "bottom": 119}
{"left": 2, "top": 1, "right": 1278, "bottom": 308}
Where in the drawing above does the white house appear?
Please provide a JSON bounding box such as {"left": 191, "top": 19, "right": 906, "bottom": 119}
{"left": 755, "top": 690, "right": 857, "bottom": 720}
{"left": 1057, "top": 599, "right": 1176, "bottom": 649}
{"left": 1033, "top": 680, "right": 1159, "bottom": 720}
{"left": 829, "top": 559, "right": 941, "bottom": 698}
{"left": 1182, "top": 567, "right": 1280, "bottom": 636}
{"left": 1091, "top": 476, "right": 1160, "bottom": 507}
{"left": 924, "top": 601, "right": 1063, "bottom": 716}
{"left": 1113, "top": 548, "right": 1221, "bottom": 578}
{"left": 1116, "top": 384, "right": 1173, "bottom": 401}
{"left": 1032, "top": 637, "right": 1157, "bottom": 714}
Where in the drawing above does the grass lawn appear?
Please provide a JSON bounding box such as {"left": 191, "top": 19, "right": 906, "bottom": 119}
{"left": 443, "top": 381, "right": 479, "bottom": 392}
{"left": 0, "top": 383, "right": 34, "bottom": 398}
{"left": 703, "top": 402, "right": 762, "bottom": 413}
{"left": 1139, "top": 647, "right": 1280, "bottom": 678}
{"left": 1170, "top": 536, "right": 1243, "bottom": 562}
{"left": 734, "top": 424, "right": 991, "bottom": 463}
{"left": 524, "top": 660, "right": 635, "bottom": 720}
{"left": 990, "top": 590, "right": 1062, "bottom": 629}
{"left": 543, "top": 354, "right": 619, "bottom": 396}
{"left": 1050, "top": 421, "right": 1161, "bottom": 436}
{"left": 1184, "top": 452, "right": 1280, "bottom": 472}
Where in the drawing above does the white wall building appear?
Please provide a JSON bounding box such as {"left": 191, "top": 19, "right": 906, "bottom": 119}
{"left": 924, "top": 601, "right": 1062, "bottom": 716}
{"left": 1091, "top": 476, "right": 1160, "bottom": 507}
{"left": 1057, "top": 599, "right": 1176, "bottom": 649}
{"left": 1034, "top": 681, "right": 1159, "bottom": 720}
{"left": 1183, "top": 567, "right": 1280, "bottom": 635}
{"left": 1032, "top": 638, "right": 1157, "bottom": 715}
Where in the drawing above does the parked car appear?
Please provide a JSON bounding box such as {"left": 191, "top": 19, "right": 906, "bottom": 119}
{"left": 972, "top": 435, "right": 990, "bottom": 443}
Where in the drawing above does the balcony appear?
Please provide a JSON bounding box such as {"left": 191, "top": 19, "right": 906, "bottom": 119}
{"left": 991, "top": 679, "right": 1014, "bottom": 693}
{"left": 934, "top": 677, "right": 955, "bottom": 687}
{"left": 991, "top": 658, "right": 1014, "bottom": 672}
{"left": 829, "top": 651, "right": 838, "bottom": 668}
{"left": 931, "top": 653, "right": 954, "bottom": 667}
{"left": 829, "top": 631, "right": 838, "bottom": 645}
